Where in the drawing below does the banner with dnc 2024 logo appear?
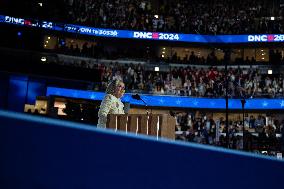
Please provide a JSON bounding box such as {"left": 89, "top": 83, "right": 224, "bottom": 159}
{"left": 1, "top": 14, "right": 284, "bottom": 44}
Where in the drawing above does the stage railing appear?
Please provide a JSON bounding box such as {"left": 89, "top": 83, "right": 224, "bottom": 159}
{"left": 0, "top": 110, "right": 284, "bottom": 189}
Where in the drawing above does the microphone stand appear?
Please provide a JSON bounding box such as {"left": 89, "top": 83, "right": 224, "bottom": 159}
{"left": 241, "top": 98, "right": 246, "bottom": 151}
{"left": 223, "top": 48, "right": 230, "bottom": 148}
{"left": 140, "top": 97, "right": 150, "bottom": 115}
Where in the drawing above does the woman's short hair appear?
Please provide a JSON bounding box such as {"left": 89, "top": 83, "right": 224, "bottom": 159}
{"left": 105, "top": 79, "right": 123, "bottom": 94}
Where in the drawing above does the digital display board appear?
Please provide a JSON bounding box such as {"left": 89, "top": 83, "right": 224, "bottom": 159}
{"left": 46, "top": 87, "right": 284, "bottom": 110}
{"left": 1, "top": 14, "right": 284, "bottom": 43}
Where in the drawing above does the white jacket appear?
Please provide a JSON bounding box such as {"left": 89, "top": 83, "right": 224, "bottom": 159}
{"left": 97, "top": 94, "right": 124, "bottom": 128}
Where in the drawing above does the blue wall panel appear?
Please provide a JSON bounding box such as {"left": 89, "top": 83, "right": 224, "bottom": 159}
{"left": 7, "top": 75, "right": 28, "bottom": 112}
{"left": 0, "top": 74, "right": 9, "bottom": 109}
{"left": 3, "top": 75, "right": 46, "bottom": 112}
{"left": 26, "top": 80, "right": 46, "bottom": 104}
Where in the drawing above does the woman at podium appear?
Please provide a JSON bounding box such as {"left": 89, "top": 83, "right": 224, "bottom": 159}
{"left": 97, "top": 79, "right": 125, "bottom": 128}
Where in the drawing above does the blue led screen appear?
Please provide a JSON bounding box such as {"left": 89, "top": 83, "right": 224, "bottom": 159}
{"left": 46, "top": 87, "right": 284, "bottom": 110}
{"left": 1, "top": 14, "right": 284, "bottom": 43}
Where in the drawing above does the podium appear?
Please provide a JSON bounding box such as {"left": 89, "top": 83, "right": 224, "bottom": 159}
{"left": 106, "top": 114, "right": 176, "bottom": 140}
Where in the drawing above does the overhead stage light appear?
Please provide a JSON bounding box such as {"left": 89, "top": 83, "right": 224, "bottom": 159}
{"left": 41, "top": 57, "right": 47, "bottom": 62}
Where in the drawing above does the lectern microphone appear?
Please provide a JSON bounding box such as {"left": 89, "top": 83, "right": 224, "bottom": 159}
{"left": 131, "top": 94, "right": 149, "bottom": 114}
{"left": 131, "top": 94, "right": 141, "bottom": 100}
